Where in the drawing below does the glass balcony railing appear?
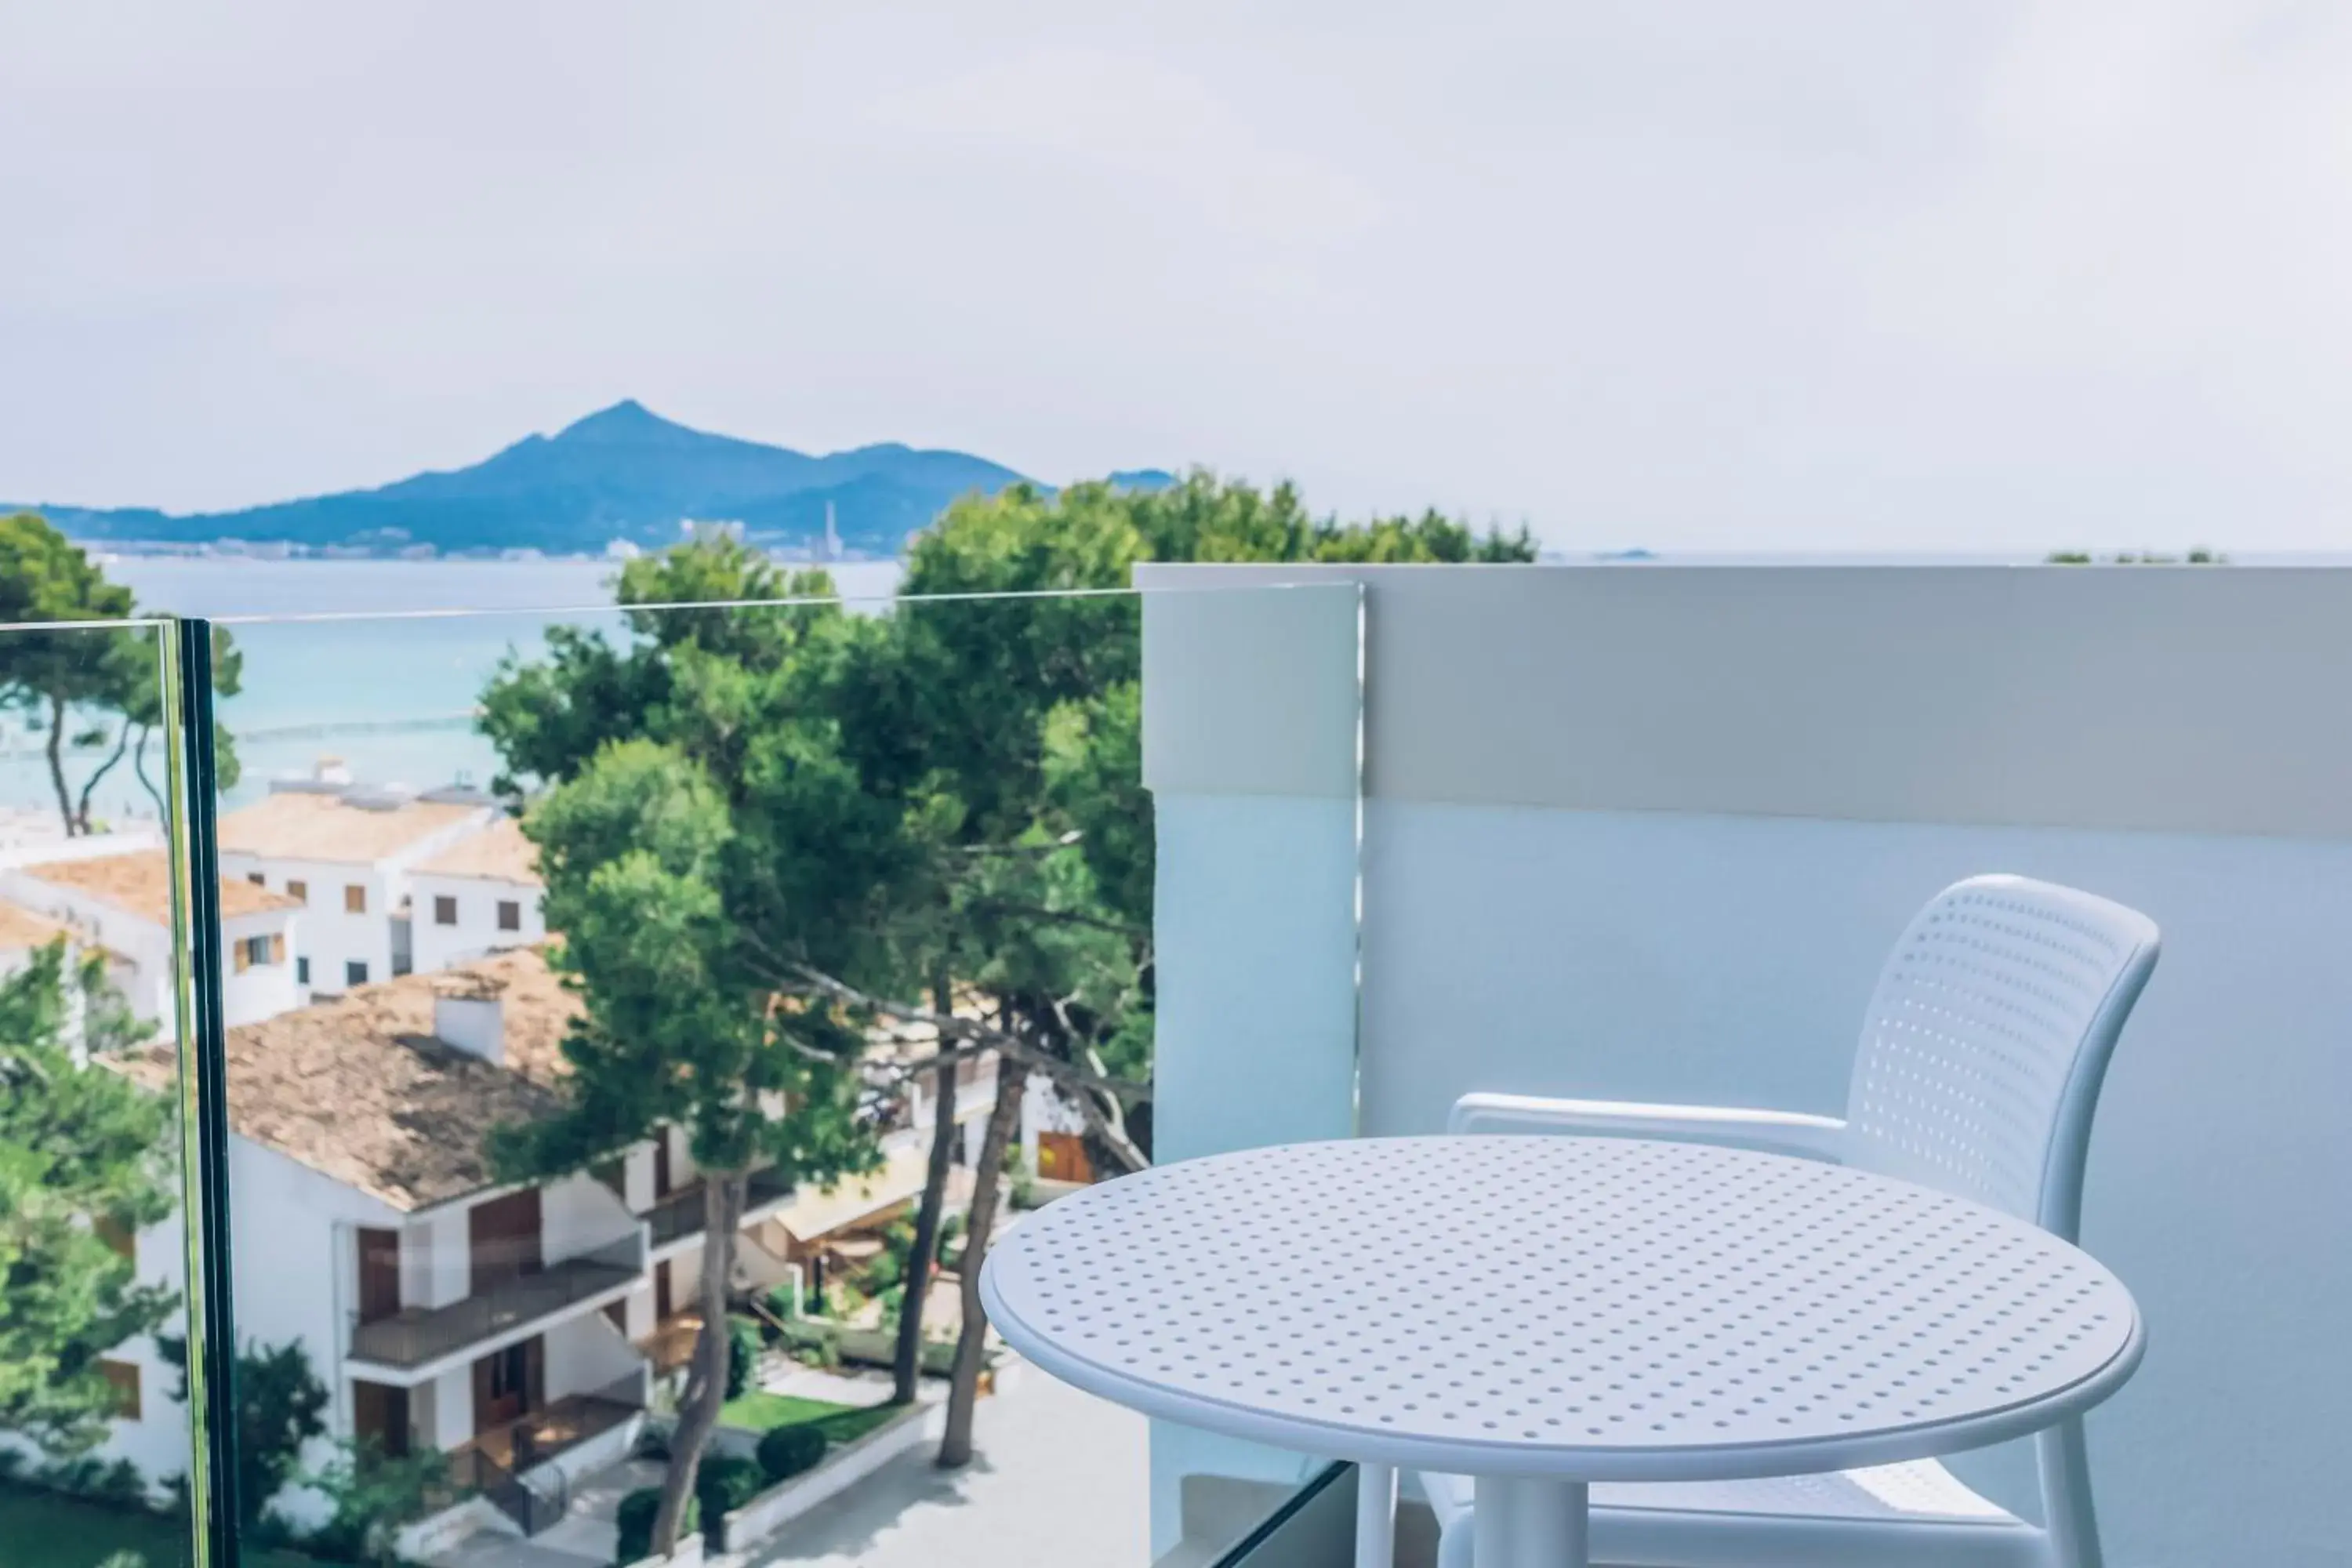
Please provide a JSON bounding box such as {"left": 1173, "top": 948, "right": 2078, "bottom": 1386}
{"left": 0, "top": 569, "right": 1362, "bottom": 1568}
{"left": 347, "top": 1233, "right": 645, "bottom": 1370}
{"left": 644, "top": 1166, "right": 795, "bottom": 1249}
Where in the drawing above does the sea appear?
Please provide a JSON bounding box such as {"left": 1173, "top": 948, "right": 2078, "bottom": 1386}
{"left": 0, "top": 557, "right": 905, "bottom": 829}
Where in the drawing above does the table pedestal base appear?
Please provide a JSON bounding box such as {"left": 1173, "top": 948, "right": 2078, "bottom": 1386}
{"left": 1474, "top": 1477, "right": 1588, "bottom": 1568}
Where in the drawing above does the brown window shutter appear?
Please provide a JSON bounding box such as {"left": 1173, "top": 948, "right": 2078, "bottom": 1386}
{"left": 271, "top": 934, "right": 286, "bottom": 964}
{"left": 234, "top": 942, "right": 251, "bottom": 975}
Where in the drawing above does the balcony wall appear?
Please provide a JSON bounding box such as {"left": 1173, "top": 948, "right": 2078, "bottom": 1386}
{"left": 1142, "top": 561, "right": 2352, "bottom": 1568}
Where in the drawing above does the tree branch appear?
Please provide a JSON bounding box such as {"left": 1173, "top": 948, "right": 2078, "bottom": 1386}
{"left": 759, "top": 957, "right": 1151, "bottom": 1106}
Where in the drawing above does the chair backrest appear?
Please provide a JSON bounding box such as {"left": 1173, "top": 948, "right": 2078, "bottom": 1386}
{"left": 1842, "top": 874, "right": 2160, "bottom": 1241}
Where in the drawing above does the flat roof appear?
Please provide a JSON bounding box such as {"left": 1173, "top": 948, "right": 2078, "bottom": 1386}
{"left": 415, "top": 817, "right": 543, "bottom": 887}
{"left": 220, "top": 792, "right": 485, "bottom": 864}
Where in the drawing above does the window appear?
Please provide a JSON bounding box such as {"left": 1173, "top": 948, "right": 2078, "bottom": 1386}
{"left": 344, "top": 884, "right": 367, "bottom": 914}
{"left": 99, "top": 1359, "right": 140, "bottom": 1421}
{"left": 287, "top": 879, "right": 308, "bottom": 902}
{"left": 94, "top": 1214, "right": 135, "bottom": 1261}
{"left": 434, "top": 895, "right": 458, "bottom": 927}
{"left": 238, "top": 935, "right": 273, "bottom": 969}
{"left": 296, "top": 956, "right": 310, "bottom": 985}
{"left": 346, "top": 960, "right": 368, "bottom": 988}
{"left": 245, "top": 872, "right": 265, "bottom": 887}
{"left": 497, "top": 899, "right": 521, "bottom": 932}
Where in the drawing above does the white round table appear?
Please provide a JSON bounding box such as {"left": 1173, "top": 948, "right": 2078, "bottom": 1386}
{"left": 979, "top": 1135, "right": 2143, "bottom": 1568}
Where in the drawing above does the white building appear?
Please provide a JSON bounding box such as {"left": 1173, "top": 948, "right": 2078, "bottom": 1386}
{"left": 99, "top": 949, "right": 650, "bottom": 1537}
{"left": 87, "top": 946, "right": 860, "bottom": 1544}
{"left": 1, "top": 849, "right": 302, "bottom": 1028}
{"left": 218, "top": 779, "right": 495, "bottom": 997}
{"left": 406, "top": 816, "right": 546, "bottom": 975}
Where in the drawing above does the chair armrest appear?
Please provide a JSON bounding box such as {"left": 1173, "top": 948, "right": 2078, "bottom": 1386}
{"left": 1446, "top": 1091, "right": 1848, "bottom": 1162}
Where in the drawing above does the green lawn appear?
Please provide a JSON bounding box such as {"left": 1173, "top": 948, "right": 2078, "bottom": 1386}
{"left": 716, "top": 1391, "right": 904, "bottom": 1446}
{"left": 0, "top": 1487, "right": 311, "bottom": 1568}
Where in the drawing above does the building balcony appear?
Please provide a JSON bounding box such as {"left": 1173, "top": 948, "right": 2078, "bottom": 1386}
{"left": 643, "top": 1165, "right": 795, "bottom": 1250}
{"left": 348, "top": 1234, "right": 644, "bottom": 1374}
{"left": 445, "top": 1372, "right": 647, "bottom": 1537}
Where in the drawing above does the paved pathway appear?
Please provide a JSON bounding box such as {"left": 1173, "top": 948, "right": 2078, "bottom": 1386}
{"left": 742, "top": 1370, "right": 1150, "bottom": 1567}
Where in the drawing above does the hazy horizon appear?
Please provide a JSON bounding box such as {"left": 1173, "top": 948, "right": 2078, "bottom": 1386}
{"left": 8, "top": 3, "right": 2352, "bottom": 555}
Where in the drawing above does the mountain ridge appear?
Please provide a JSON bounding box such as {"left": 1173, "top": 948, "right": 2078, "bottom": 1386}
{"left": 8, "top": 401, "right": 1104, "bottom": 559}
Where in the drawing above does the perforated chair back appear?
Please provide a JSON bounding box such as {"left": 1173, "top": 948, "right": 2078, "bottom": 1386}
{"left": 1842, "top": 874, "right": 2160, "bottom": 1241}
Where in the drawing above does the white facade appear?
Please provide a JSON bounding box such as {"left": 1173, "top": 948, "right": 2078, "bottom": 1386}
{"left": 406, "top": 869, "right": 545, "bottom": 975}
{"left": 0, "top": 869, "right": 300, "bottom": 1029}
{"left": 223, "top": 804, "right": 492, "bottom": 997}
{"left": 98, "top": 1142, "right": 655, "bottom": 1522}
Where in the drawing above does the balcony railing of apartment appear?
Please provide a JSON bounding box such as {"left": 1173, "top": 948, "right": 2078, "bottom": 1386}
{"left": 455, "top": 1370, "right": 647, "bottom": 1497}
{"left": 644, "top": 1165, "right": 794, "bottom": 1249}
{"left": 448, "top": 1439, "right": 566, "bottom": 1538}
{"left": 347, "top": 1234, "right": 644, "bottom": 1370}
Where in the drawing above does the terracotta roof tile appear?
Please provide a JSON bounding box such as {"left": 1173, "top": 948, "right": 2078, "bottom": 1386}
{"left": 114, "top": 947, "right": 582, "bottom": 1211}
{"left": 23, "top": 851, "right": 298, "bottom": 925}
{"left": 0, "top": 901, "right": 71, "bottom": 952}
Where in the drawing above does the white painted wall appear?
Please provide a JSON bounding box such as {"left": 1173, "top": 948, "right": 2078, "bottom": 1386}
{"left": 544, "top": 1312, "right": 644, "bottom": 1403}
{"left": 218, "top": 906, "right": 300, "bottom": 1025}
{"left": 1135, "top": 582, "right": 1366, "bottom": 1557}
{"left": 421, "top": 1365, "right": 473, "bottom": 1450}
{"left": 227, "top": 855, "right": 397, "bottom": 994}
{"left": 406, "top": 871, "right": 544, "bottom": 975}
{"left": 543, "top": 1171, "right": 637, "bottom": 1264}
{"left": 227, "top": 808, "right": 489, "bottom": 994}
{"left": 0, "top": 872, "right": 296, "bottom": 1026}
{"left": 405, "top": 1203, "right": 474, "bottom": 1312}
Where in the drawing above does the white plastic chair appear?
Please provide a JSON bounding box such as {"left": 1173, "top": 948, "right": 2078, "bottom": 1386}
{"left": 1410, "top": 873, "right": 2160, "bottom": 1568}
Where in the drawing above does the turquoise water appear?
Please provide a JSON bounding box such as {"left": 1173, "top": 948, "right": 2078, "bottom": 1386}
{"left": 0, "top": 557, "right": 902, "bottom": 822}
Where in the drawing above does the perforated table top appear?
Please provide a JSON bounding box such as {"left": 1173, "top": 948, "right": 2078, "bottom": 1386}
{"left": 980, "top": 1136, "right": 2143, "bottom": 1481}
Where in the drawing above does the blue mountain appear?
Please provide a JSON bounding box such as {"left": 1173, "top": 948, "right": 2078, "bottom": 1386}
{"left": 16, "top": 401, "right": 1040, "bottom": 557}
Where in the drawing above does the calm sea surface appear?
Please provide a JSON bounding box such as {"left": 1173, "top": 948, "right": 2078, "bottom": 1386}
{"left": 0, "top": 557, "right": 902, "bottom": 822}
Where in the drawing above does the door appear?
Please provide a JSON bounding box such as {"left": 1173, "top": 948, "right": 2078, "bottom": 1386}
{"left": 351, "top": 1380, "right": 411, "bottom": 1458}
{"left": 653, "top": 1135, "right": 673, "bottom": 1198}
{"left": 467, "top": 1189, "right": 543, "bottom": 1295}
{"left": 654, "top": 1258, "right": 674, "bottom": 1321}
{"left": 357, "top": 1229, "right": 401, "bottom": 1324}
{"left": 471, "top": 1336, "right": 543, "bottom": 1435}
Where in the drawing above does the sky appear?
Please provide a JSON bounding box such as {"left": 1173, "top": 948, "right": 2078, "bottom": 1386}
{"left": 4, "top": 2, "right": 2352, "bottom": 554}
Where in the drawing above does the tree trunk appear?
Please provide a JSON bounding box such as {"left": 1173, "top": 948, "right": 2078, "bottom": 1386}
{"left": 892, "top": 1009, "right": 959, "bottom": 1405}
{"left": 938, "top": 1064, "right": 1024, "bottom": 1468}
{"left": 74, "top": 724, "right": 130, "bottom": 833}
{"left": 649, "top": 1171, "right": 743, "bottom": 1556}
{"left": 43, "top": 693, "right": 76, "bottom": 837}
{"left": 131, "top": 724, "right": 165, "bottom": 820}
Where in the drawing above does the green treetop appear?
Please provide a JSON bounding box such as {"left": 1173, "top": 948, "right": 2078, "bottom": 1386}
{"left": 0, "top": 942, "right": 176, "bottom": 1460}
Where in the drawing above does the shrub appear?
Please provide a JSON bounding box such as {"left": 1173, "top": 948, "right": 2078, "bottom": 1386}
{"left": 695, "top": 1454, "right": 764, "bottom": 1540}
{"left": 761, "top": 1283, "right": 797, "bottom": 1323}
{"left": 37, "top": 1455, "right": 151, "bottom": 1508}
{"left": 754, "top": 1423, "right": 827, "bottom": 1484}
{"left": 615, "top": 1486, "right": 698, "bottom": 1565}
{"left": 633, "top": 1415, "right": 674, "bottom": 1462}
{"left": 726, "top": 1315, "right": 762, "bottom": 1400}
{"left": 305, "top": 1439, "right": 452, "bottom": 1568}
